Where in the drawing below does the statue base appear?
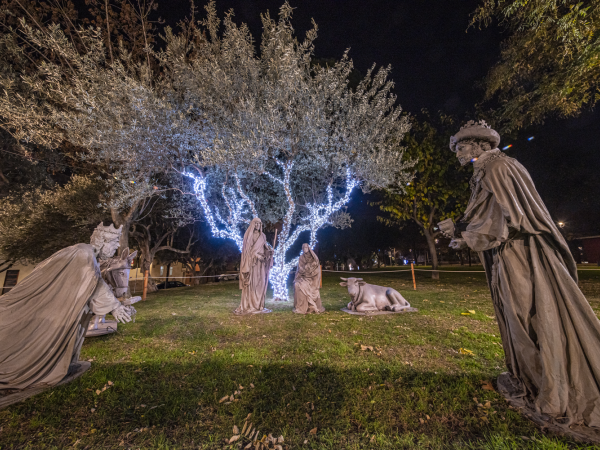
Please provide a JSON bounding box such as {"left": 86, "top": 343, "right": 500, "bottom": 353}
{"left": 233, "top": 308, "right": 272, "bottom": 316}
{"left": 85, "top": 320, "right": 118, "bottom": 337}
{"left": 0, "top": 361, "right": 91, "bottom": 410}
{"left": 497, "top": 372, "right": 600, "bottom": 444}
{"left": 340, "top": 307, "right": 418, "bottom": 315}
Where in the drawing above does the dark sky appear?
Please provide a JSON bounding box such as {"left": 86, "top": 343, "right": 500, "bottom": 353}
{"left": 158, "top": 1, "right": 600, "bottom": 252}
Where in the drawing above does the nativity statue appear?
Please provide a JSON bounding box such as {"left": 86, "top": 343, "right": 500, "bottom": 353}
{"left": 293, "top": 243, "right": 325, "bottom": 314}
{"left": 438, "top": 120, "right": 600, "bottom": 440}
{"left": 234, "top": 218, "right": 273, "bottom": 315}
{"left": 0, "top": 223, "right": 132, "bottom": 408}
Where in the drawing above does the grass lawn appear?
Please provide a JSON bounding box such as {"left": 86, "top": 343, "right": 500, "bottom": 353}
{"left": 2, "top": 266, "right": 600, "bottom": 449}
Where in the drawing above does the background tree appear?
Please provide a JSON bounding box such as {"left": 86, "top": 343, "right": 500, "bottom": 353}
{"left": 374, "top": 113, "right": 471, "bottom": 279}
{"left": 164, "top": 2, "right": 413, "bottom": 299}
{"left": 472, "top": 0, "right": 600, "bottom": 131}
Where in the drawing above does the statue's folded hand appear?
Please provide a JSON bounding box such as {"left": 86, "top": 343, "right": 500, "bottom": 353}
{"left": 112, "top": 304, "right": 132, "bottom": 323}
{"left": 449, "top": 238, "right": 467, "bottom": 250}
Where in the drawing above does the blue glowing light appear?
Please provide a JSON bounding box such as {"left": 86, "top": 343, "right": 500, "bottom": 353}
{"left": 503, "top": 144, "right": 512, "bottom": 150}
{"left": 528, "top": 136, "right": 534, "bottom": 141}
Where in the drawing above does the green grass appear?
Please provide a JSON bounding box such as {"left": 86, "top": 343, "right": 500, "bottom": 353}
{"left": 2, "top": 266, "right": 600, "bottom": 449}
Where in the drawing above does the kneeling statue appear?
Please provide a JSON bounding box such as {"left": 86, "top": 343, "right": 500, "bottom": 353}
{"left": 0, "top": 223, "right": 132, "bottom": 408}
{"left": 293, "top": 244, "right": 325, "bottom": 314}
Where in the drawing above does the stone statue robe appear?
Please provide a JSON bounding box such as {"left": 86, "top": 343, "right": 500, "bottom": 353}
{"left": 462, "top": 149, "right": 600, "bottom": 427}
{"left": 235, "top": 219, "right": 272, "bottom": 314}
{"left": 0, "top": 244, "right": 121, "bottom": 394}
{"left": 293, "top": 248, "right": 324, "bottom": 314}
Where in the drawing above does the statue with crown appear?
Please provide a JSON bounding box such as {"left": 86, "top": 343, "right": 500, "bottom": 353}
{"left": 0, "top": 223, "right": 137, "bottom": 408}
{"left": 438, "top": 120, "right": 600, "bottom": 442}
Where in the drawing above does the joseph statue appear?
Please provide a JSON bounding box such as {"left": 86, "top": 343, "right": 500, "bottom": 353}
{"left": 439, "top": 120, "right": 600, "bottom": 436}
{"left": 235, "top": 218, "right": 273, "bottom": 315}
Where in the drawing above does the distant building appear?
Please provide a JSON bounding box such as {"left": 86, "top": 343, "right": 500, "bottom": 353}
{"left": 579, "top": 236, "right": 600, "bottom": 265}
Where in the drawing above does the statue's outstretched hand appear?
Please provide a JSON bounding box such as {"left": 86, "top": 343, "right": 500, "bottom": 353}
{"left": 449, "top": 238, "right": 467, "bottom": 250}
{"left": 112, "top": 304, "right": 132, "bottom": 323}
{"left": 121, "top": 296, "right": 142, "bottom": 306}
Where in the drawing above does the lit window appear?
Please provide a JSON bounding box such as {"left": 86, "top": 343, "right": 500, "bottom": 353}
{"left": 160, "top": 266, "right": 164, "bottom": 276}
{"left": 169, "top": 266, "right": 173, "bottom": 276}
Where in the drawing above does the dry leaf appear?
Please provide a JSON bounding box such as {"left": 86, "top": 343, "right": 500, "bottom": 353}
{"left": 419, "top": 418, "right": 424, "bottom": 424}
{"left": 277, "top": 436, "right": 284, "bottom": 443}
{"left": 229, "top": 435, "right": 240, "bottom": 443}
{"left": 468, "top": 310, "right": 476, "bottom": 314}
{"left": 309, "top": 427, "right": 317, "bottom": 435}
{"left": 306, "top": 413, "right": 311, "bottom": 421}
{"left": 107, "top": 381, "right": 113, "bottom": 386}
{"left": 229, "top": 395, "right": 234, "bottom": 401}
{"left": 242, "top": 422, "right": 248, "bottom": 435}
{"left": 95, "top": 389, "right": 101, "bottom": 395}
{"left": 480, "top": 380, "right": 495, "bottom": 391}
{"left": 460, "top": 348, "right": 474, "bottom": 355}
{"left": 90, "top": 408, "right": 96, "bottom": 413}
{"left": 360, "top": 345, "right": 374, "bottom": 351}
{"left": 461, "top": 312, "right": 470, "bottom": 316}
{"left": 233, "top": 425, "right": 239, "bottom": 434}
{"left": 426, "top": 414, "right": 430, "bottom": 420}
{"left": 250, "top": 383, "right": 255, "bottom": 388}
{"left": 219, "top": 396, "right": 229, "bottom": 403}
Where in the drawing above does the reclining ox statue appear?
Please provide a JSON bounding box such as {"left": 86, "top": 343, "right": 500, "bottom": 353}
{"left": 340, "top": 277, "right": 415, "bottom": 313}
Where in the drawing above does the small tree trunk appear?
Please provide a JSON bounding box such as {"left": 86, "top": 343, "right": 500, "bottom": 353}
{"left": 423, "top": 229, "right": 439, "bottom": 280}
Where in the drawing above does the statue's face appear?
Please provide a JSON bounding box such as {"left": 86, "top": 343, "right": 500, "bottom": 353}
{"left": 456, "top": 141, "right": 485, "bottom": 166}
{"left": 254, "top": 221, "right": 261, "bottom": 231}
{"left": 100, "top": 239, "right": 120, "bottom": 259}
{"left": 302, "top": 244, "right": 310, "bottom": 254}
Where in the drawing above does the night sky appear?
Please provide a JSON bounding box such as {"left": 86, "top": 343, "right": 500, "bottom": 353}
{"left": 159, "top": 1, "right": 600, "bottom": 256}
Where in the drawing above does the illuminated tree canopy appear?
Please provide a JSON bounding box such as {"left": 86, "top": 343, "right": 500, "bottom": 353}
{"left": 0, "top": 1, "right": 414, "bottom": 299}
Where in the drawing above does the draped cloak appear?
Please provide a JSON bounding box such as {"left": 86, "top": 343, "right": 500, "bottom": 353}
{"left": 462, "top": 149, "right": 600, "bottom": 427}
{"left": 235, "top": 219, "right": 272, "bottom": 314}
{"left": 293, "top": 247, "right": 324, "bottom": 314}
{"left": 0, "top": 244, "right": 120, "bottom": 393}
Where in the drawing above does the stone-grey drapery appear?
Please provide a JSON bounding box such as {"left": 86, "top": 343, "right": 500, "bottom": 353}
{"left": 462, "top": 149, "right": 600, "bottom": 427}
{"left": 293, "top": 246, "right": 324, "bottom": 314}
{"left": 0, "top": 244, "right": 120, "bottom": 392}
{"left": 235, "top": 219, "right": 272, "bottom": 314}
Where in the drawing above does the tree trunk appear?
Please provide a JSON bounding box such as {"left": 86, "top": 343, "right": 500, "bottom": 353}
{"left": 423, "top": 229, "right": 439, "bottom": 280}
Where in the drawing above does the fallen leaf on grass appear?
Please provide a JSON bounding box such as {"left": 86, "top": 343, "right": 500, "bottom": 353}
{"left": 419, "top": 418, "right": 424, "bottom": 424}
{"left": 228, "top": 435, "right": 240, "bottom": 443}
{"left": 233, "top": 425, "right": 239, "bottom": 434}
{"left": 360, "top": 345, "right": 374, "bottom": 351}
{"left": 480, "top": 380, "right": 495, "bottom": 391}
{"left": 461, "top": 313, "right": 471, "bottom": 316}
{"left": 309, "top": 427, "right": 317, "bottom": 435}
{"left": 219, "top": 396, "right": 229, "bottom": 403}
{"left": 468, "top": 310, "right": 476, "bottom": 314}
{"left": 459, "top": 348, "right": 474, "bottom": 355}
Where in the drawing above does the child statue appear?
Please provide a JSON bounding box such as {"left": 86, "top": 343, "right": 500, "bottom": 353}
{"left": 293, "top": 243, "right": 325, "bottom": 314}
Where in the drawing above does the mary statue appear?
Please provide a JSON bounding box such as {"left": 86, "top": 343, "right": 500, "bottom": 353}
{"left": 293, "top": 243, "right": 325, "bottom": 314}
{"left": 234, "top": 218, "right": 273, "bottom": 315}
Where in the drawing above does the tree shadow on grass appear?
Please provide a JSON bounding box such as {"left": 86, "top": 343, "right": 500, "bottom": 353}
{"left": 0, "top": 359, "right": 584, "bottom": 449}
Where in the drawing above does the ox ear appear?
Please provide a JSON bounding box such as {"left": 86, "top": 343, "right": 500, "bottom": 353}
{"left": 128, "top": 250, "right": 138, "bottom": 260}
{"left": 340, "top": 277, "right": 348, "bottom": 281}
{"left": 357, "top": 281, "right": 367, "bottom": 286}
{"left": 120, "top": 247, "right": 130, "bottom": 260}
{"left": 339, "top": 282, "right": 348, "bottom": 287}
